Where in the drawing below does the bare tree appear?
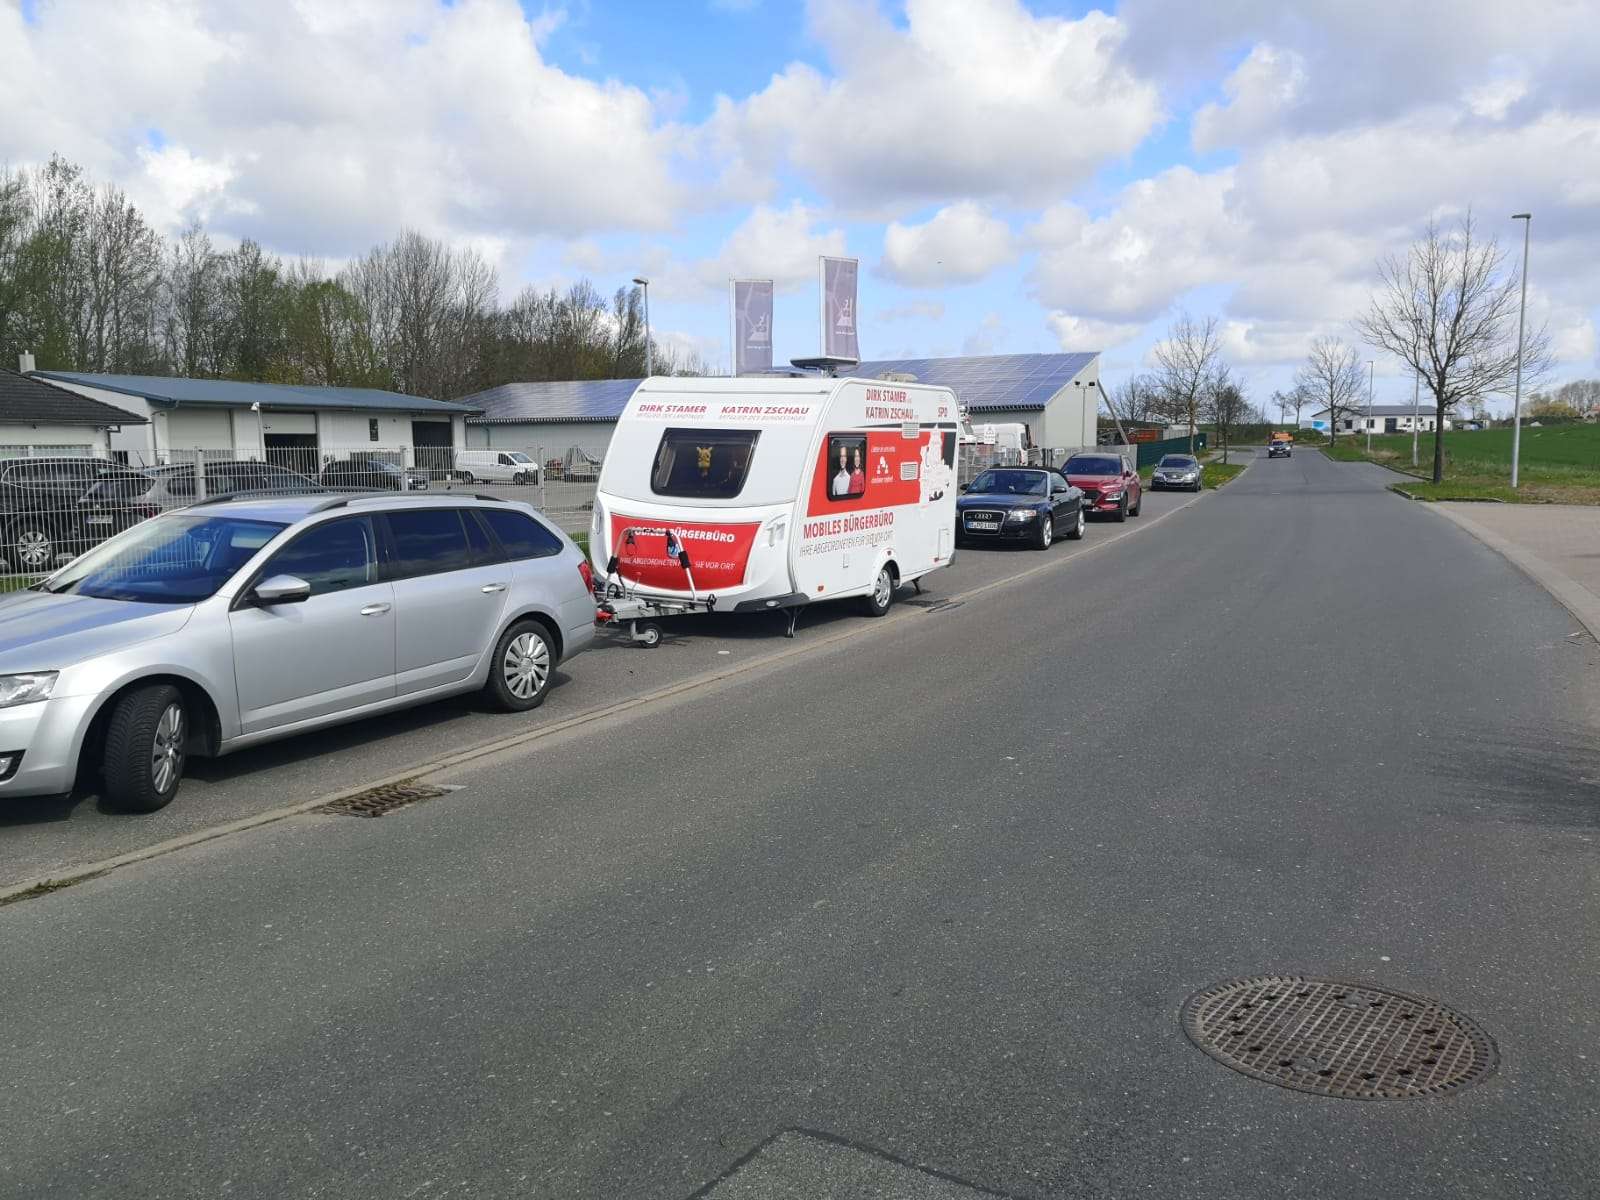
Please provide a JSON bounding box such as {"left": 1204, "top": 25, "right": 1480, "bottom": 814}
{"left": 1112, "top": 372, "right": 1163, "bottom": 424}
{"left": 1204, "top": 366, "right": 1249, "bottom": 464}
{"left": 1357, "top": 211, "right": 1552, "bottom": 483}
{"left": 162, "top": 224, "right": 223, "bottom": 377}
{"left": 1153, "top": 311, "right": 1222, "bottom": 453}
{"left": 1294, "top": 336, "right": 1365, "bottom": 445}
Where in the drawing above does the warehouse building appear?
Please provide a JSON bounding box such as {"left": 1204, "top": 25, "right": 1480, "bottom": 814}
{"left": 29, "top": 369, "right": 477, "bottom": 471}
{"left": 459, "top": 351, "right": 1103, "bottom": 458}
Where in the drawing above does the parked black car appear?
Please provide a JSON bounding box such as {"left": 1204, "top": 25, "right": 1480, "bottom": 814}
{"left": 79, "top": 460, "right": 325, "bottom": 539}
{"left": 956, "top": 466, "right": 1085, "bottom": 550}
{"left": 319, "top": 457, "right": 430, "bottom": 491}
{"left": 0, "top": 457, "right": 151, "bottom": 572}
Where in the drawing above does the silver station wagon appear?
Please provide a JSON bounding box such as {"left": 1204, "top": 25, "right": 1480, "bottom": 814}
{"left": 0, "top": 493, "right": 596, "bottom": 811}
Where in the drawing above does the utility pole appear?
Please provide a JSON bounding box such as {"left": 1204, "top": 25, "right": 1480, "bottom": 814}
{"left": 1366, "top": 360, "right": 1375, "bottom": 454}
{"left": 1510, "top": 214, "right": 1532, "bottom": 489}
{"left": 1411, "top": 372, "right": 1420, "bottom": 468}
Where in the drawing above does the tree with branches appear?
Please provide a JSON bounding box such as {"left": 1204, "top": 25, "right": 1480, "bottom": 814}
{"left": 1356, "top": 211, "right": 1552, "bottom": 483}
{"left": 1204, "top": 366, "right": 1249, "bottom": 464}
{"left": 1294, "top": 335, "right": 1365, "bottom": 445}
{"left": 1153, "top": 311, "right": 1222, "bottom": 454}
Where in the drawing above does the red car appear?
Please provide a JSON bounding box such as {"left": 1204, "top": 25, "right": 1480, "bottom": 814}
{"left": 1063, "top": 452, "right": 1142, "bottom": 522}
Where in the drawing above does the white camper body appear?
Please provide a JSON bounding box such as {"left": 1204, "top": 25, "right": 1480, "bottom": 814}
{"left": 591, "top": 376, "right": 961, "bottom": 618}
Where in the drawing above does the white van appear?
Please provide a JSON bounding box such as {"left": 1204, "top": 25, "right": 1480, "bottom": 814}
{"left": 591, "top": 375, "right": 960, "bottom": 619}
{"left": 455, "top": 449, "right": 540, "bottom": 485}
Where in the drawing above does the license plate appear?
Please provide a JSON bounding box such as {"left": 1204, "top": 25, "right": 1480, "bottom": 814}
{"left": 86, "top": 516, "right": 113, "bottom": 526}
{"left": 967, "top": 520, "right": 999, "bottom": 531}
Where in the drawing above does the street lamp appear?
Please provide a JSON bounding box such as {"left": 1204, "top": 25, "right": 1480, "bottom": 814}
{"left": 1366, "top": 360, "right": 1374, "bottom": 454}
{"left": 1510, "top": 213, "right": 1532, "bottom": 489}
{"left": 632, "top": 276, "right": 652, "bottom": 378}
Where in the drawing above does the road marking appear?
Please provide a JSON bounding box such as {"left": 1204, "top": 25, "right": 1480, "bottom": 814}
{"left": 0, "top": 464, "right": 1243, "bottom": 906}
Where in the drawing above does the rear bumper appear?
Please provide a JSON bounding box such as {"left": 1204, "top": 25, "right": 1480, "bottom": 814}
{"left": 0, "top": 693, "right": 98, "bottom": 798}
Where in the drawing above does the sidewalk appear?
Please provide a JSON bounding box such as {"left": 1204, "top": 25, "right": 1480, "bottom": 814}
{"left": 1428, "top": 502, "right": 1600, "bottom": 638}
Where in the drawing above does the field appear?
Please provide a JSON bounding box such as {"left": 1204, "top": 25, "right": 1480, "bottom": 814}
{"left": 1322, "top": 423, "right": 1600, "bottom": 503}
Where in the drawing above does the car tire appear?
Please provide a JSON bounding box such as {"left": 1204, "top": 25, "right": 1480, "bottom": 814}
{"left": 102, "top": 683, "right": 187, "bottom": 813}
{"left": 458, "top": 471, "right": 475, "bottom": 485}
{"left": 861, "top": 565, "right": 895, "bottom": 617}
{"left": 9, "top": 518, "right": 56, "bottom": 574}
{"left": 1066, "top": 506, "right": 1086, "bottom": 540}
{"left": 513, "top": 472, "right": 529, "bottom": 486}
{"left": 485, "top": 619, "right": 558, "bottom": 712}
{"left": 1035, "top": 511, "right": 1054, "bottom": 550}
{"left": 1113, "top": 496, "right": 1128, "bottom": 523}
{"left": 1129, "top": 490, "right": 1142, "bottom": 516}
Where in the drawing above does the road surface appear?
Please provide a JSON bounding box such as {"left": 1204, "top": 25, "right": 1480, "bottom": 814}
{"left": 2, "top": 448, "right": 1596, "bottom": 1199}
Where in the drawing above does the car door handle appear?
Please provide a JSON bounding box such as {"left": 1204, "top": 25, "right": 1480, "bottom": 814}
{"left": 480, "top": 583, "right": 508, "bottom": 594}
{"left": 360, "top": 602, "right": 391, "bottom": 616}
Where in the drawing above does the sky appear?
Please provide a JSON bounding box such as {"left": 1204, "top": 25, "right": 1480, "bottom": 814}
{"left": 2, "top": 0, "right": 1597, "bottom": 409}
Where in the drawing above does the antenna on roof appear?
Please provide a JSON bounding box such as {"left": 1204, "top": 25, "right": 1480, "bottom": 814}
{"left": 789, "top": 355, "right": 858, "bottom": 378}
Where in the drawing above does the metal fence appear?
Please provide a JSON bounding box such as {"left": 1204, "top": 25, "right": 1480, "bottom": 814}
{"left": 0, "top": 444, "right": 604, "bottom": 585}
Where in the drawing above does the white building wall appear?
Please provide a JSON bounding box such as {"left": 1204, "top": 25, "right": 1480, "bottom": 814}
{"left": 35, "top": 379, "right": 157, "bottom": 457}
{"left": 316, "top": 411, "right": 418, "bottom": 453}
{"left": 0, "top": 424, "right": 112, "bottom": 455}
{"left": 470, "top": 422, "right": 616, "bottom": 459}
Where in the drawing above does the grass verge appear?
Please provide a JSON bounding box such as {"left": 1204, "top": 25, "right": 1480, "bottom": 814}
{"left": 1324, "top": 428, "right": 1600, "bottom": 504}
{"left": 1202, "top": 461, "right": 1246, "bottom": 488}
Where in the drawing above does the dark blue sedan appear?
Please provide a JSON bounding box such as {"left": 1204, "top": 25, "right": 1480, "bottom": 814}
{"left": 956, "top": 467, "right": 1085, "bottom": 550}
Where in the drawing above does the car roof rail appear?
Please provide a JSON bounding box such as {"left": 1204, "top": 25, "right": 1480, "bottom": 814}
{"left": 188, "top": 487, "right": 335, "bottom": 507}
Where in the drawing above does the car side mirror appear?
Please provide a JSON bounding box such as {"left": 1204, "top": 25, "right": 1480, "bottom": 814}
{"left": 960, "top": 482, "right": 970, "bottom": 492}
{"left": 253, "top": 574, "right": 311, "bottom": 606}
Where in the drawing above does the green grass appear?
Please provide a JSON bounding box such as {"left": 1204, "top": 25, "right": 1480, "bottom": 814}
{"left": 572, "top": 532, "right": 589, "bottom": 555}
{"left": 1322, "top": 424, "right": 1600, "bottom": 504}
{"left": 1202, "top": 461, "right": 1246, "bottom": 488}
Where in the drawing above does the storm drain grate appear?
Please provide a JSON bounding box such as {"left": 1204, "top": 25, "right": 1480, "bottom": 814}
{"left": 1181, "top": 976, "right": 1497, "bottom": 1100}
{"left": 316, "top": 781, "right": 451, "bottom": 818}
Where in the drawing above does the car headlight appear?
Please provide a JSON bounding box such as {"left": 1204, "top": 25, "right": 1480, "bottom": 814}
{"left": 1007, "top": 509, "right": 1038, "bottom": 521}
{"left": 1101, "top": 489, "right": 1123, "bottom": 501}
{"left": 0, "top": 672, "right": 57, "bottom": 708}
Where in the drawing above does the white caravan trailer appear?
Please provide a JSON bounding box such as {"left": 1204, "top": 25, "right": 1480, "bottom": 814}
{"left": 590, "top": 375, "right": 960, "bottom": 640}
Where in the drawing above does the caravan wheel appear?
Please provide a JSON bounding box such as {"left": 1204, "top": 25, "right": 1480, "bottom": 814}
{"left": 861, "top": 566, "right": 895, "bottom": 618}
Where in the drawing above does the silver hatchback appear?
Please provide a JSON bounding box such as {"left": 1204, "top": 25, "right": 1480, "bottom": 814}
{"left": 0, "top": 493, "right": 596, "bottom": 811}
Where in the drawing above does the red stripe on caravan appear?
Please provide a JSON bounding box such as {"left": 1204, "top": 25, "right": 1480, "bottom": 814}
{"left": 609, "top": 514, "right": 759, "bottom": 591}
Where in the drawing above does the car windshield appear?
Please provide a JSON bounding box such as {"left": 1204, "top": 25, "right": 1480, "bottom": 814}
{"left": 970, "top": 470, "right": 1047, "bottom": 496}
{"left": 1159, "top": 456, "right": 1196, "bottom": 467}
{"left": 37, "top": 513, "right": 285, "bottom": 604}
{"left": 82, "top": 469, "right": 157, "bottom": 500}
{"left": 1067, "top": 456, "right": 1125, "bottom": 475}
{"left": 507, "top": 452, "right": 533, "bottom": 463}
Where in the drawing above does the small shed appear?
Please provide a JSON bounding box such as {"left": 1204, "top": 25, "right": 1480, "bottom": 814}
{"left": 0, "top": 368, "right": 147, "bottom": 457}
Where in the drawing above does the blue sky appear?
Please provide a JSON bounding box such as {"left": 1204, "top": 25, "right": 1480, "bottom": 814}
{"left": 3, "top": 0, "right": 1596, "bottom": 409}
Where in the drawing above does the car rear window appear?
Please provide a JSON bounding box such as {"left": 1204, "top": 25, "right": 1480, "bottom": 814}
{"left": 480, "top": 508, "right": 563, "bottom": 560}
{"left": 1067, "top": 456, "right": 1125, "bottom": 474}
{"left": 650, "top": 428, "right": 759, "bottom": 499}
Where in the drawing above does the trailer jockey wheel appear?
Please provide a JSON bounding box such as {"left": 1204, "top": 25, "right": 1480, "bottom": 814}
{"left": 632, "top": 620, "right": 663, "bottom": 648}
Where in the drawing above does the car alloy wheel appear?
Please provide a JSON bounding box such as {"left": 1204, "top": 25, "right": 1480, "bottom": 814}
{"left": 15, "top": 526, "right": 52, "bottom": 570}
{"left": 873, "top": 568, "right": 893, "bottom": 609}
{"left": 502, "top": 630, "right": 551, "bottom": 700}
{"left": 1037, "top": 512, "right": 1053, "bottom": 549}
{"left": 150, "top": 701, "right": 185, "bottom": 794}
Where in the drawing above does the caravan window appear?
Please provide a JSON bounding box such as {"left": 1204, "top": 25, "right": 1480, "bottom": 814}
{"left": 650, "top": 428, "right": 760, "bottom": 499}
{"left": 825, "top": 434, "right": 867, "bottom": 500}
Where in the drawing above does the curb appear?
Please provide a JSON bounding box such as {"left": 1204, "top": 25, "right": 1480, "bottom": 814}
{"left": 1419, "top": 503, "right": 1600, "bottom": 643}
{"left": 0, "top": 474, "right": 1233, "bottom": 907}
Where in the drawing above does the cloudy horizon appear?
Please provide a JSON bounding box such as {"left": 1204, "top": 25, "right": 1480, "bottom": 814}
{"left": 3, "top": 0, "right": 1595, "bottom": 408}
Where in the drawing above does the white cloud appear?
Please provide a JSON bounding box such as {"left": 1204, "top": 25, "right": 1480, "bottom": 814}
{"left": 1045, "top": 313, "right": 1145, "bottom": 352}
{"left": 0, "top": 0, "right": 686, "bottom": 256}
{"left": 1192, "top": 43, "right": 1306, "bottom": 152}
{"left": 1464, "top": 76, "right": 1529, "bottom": 121}
{"left": 962, "top": 313, "right": 1007, "bottom": 357}
{"left": 877, "top": 300, "right": 946, "bottom": 323}
{"left": 881, "top": 203, "right": 1015, "bottom": 286}
{"left": 711, "top": 0, "right": 1161, "bottom": 209}
{"left": 694, "top": 201, "right": 846, "bottom": 293}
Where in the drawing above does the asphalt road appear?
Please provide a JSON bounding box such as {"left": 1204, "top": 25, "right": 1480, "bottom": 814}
{"left": 3, "top": 447, "right": 1597, "bottom": 1199}
{"left": 0, "top": 478, "right": 1202, "bottom": 891}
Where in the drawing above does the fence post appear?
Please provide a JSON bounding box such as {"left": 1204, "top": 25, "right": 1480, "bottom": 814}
{"left": 195, "top": 453, "right": 208, "bottom": 501}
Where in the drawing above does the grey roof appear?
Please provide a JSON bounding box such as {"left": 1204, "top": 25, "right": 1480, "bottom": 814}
{"left": 853, "top": 352, "right": 1099, "bottom": 412}
{"left": 461, "top": 378, "right": 643, "bottom": 425}
{"left": 35, "top": 372, "right": 477, "bottom": 416}
{"left": 461, "top": 353, "right": 1101, "bottom": 424}
{"left": 0, "top": 369, "right": 148, "bottom": 427}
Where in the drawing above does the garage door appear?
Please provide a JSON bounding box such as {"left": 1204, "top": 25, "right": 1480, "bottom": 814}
{"left": 166, "top": 408, "right": 234, "bottom": 450}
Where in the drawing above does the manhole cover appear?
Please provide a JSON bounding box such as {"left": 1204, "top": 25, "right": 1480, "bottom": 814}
{"left": 316, "top": 782, "right": 451, "bottom": 818}
{"left": 1181, "top": 976, "right": 1497, "bottom": 1100}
